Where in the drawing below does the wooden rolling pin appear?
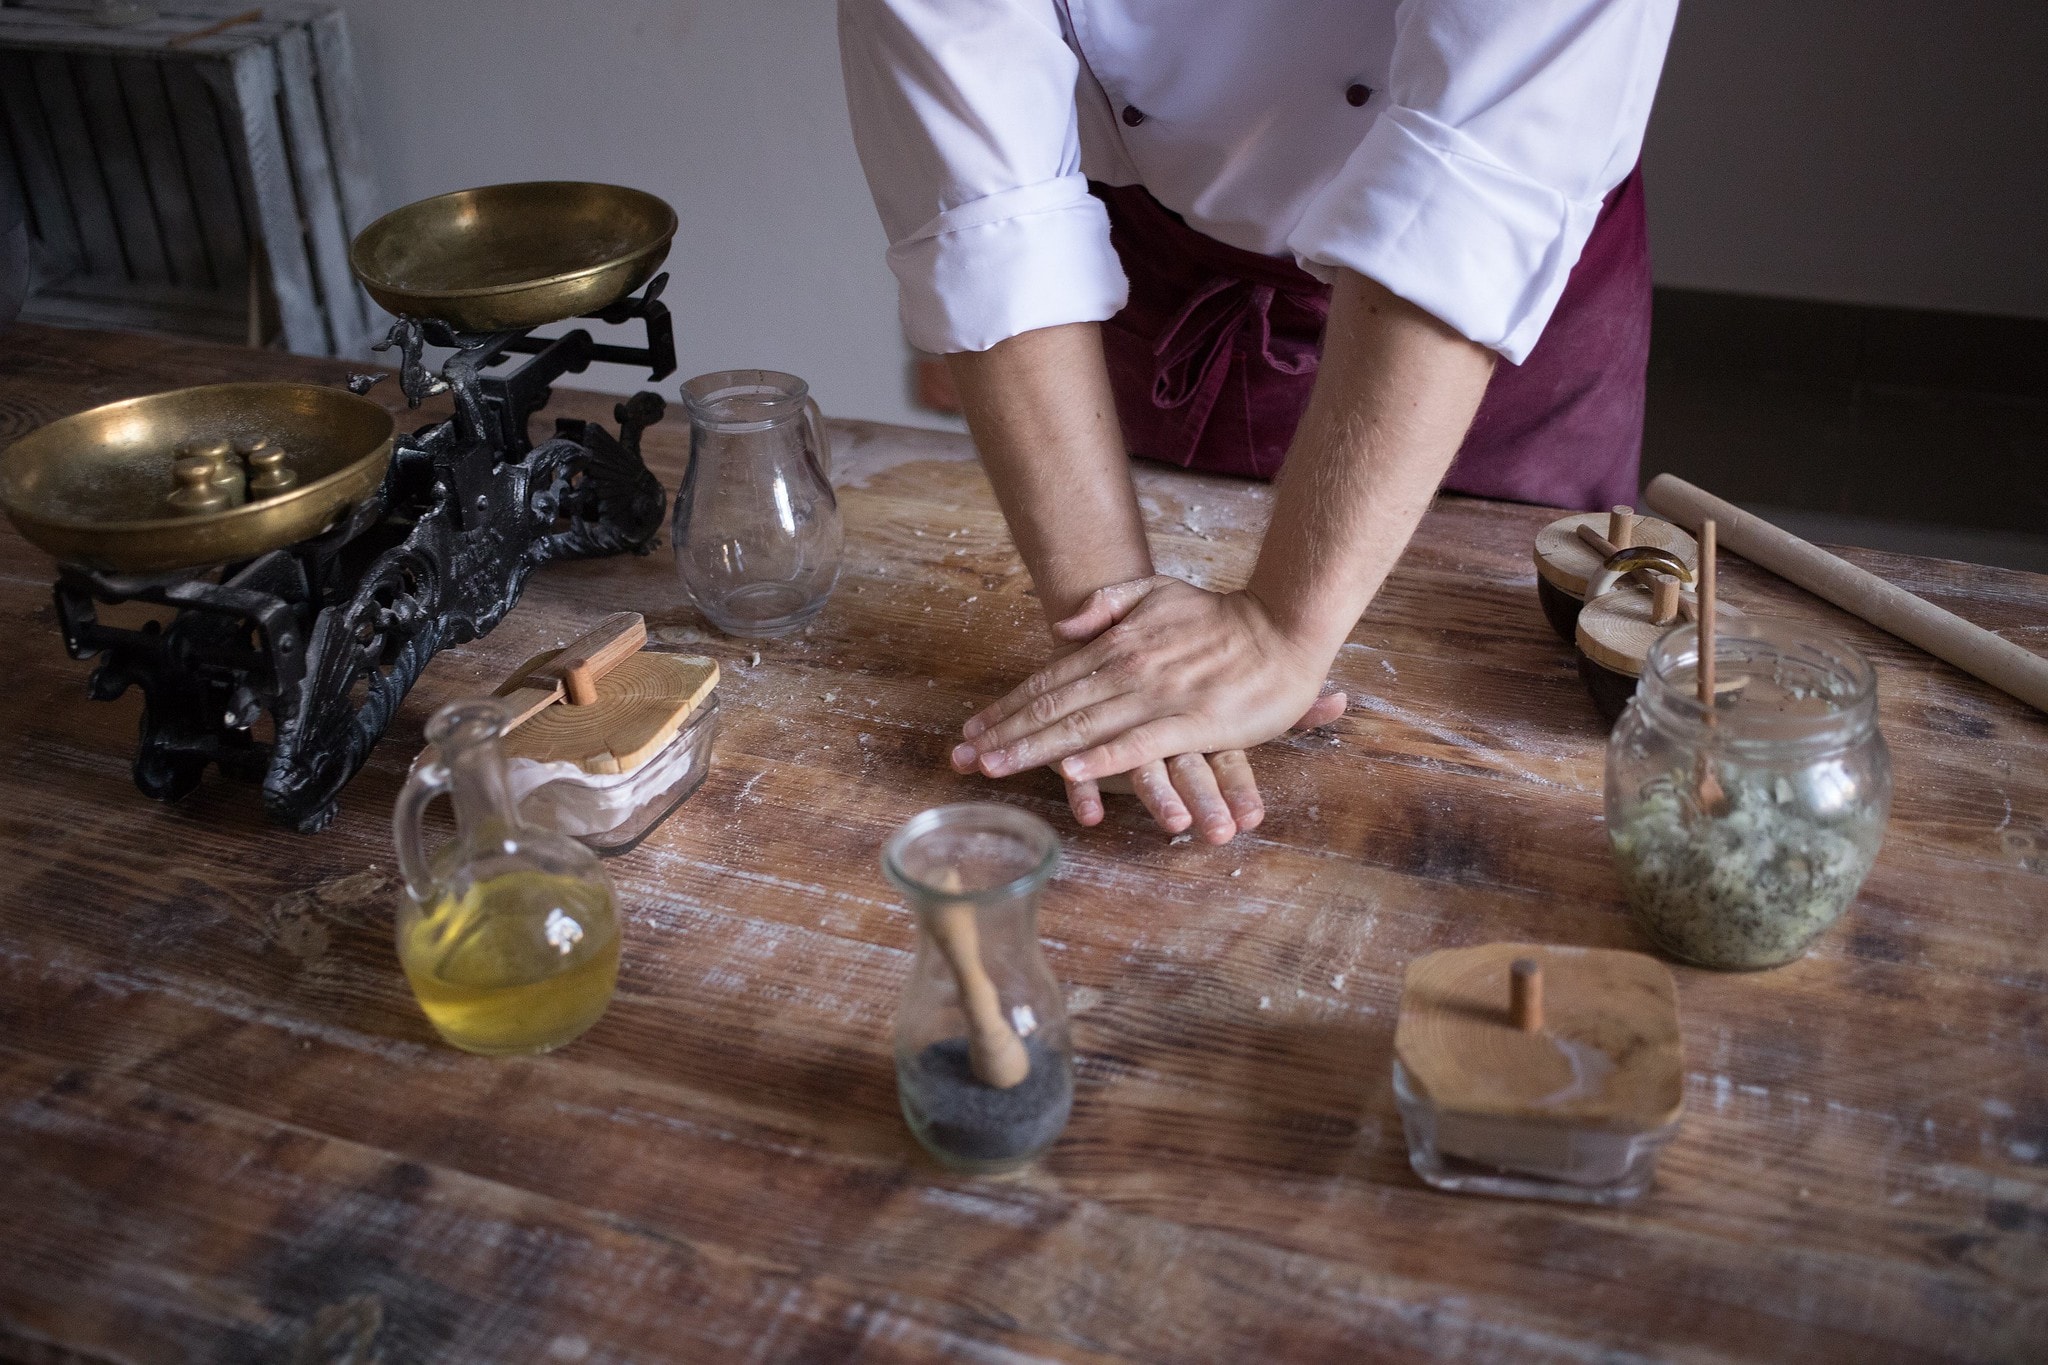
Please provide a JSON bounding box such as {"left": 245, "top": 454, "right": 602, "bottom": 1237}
{"left": 1644, "top": 475, "right": 2048, "bottom": 716}
{"left": 929, "top": 870, "right": 1030, "bottom": 1089}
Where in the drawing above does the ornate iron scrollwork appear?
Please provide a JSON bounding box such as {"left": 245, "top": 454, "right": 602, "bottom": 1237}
{"left": 55, "top": 277, "right": 676, "bottom": 832}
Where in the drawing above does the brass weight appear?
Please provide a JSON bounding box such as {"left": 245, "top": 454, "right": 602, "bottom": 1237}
{"left": 239, "top": 437, "right": 298, "bottom": 498}
{"left": 0, "top": 382, "right": 395, "bottom": 572}
{"left": 168, "top": 456, "right": 229, "bottom": 515}
{"left": 178, "top": 437, "right": 246, "bottom": 508}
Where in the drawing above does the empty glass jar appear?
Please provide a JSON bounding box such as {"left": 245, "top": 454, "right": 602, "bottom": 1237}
{"left": 672, "top": 369, "right": 842, "bottom": 636}
{"left": 883, "top": 804, "right": 1074, "bottom": 1174}
{"left": 1606, "top": 618, "right": 1892, "bottom": 970}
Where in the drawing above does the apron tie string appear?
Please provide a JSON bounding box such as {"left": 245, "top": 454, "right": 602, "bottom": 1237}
{"left": 1149, "top": 275, "right": 1318, "bottom": 462}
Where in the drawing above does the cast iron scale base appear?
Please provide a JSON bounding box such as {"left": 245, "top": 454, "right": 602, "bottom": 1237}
{"left": 52, "top": 277, "right": 675, "bottom": 832}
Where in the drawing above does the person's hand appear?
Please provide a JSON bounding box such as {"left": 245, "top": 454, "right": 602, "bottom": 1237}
{"left": 953, "top": 637, "right": 1276, "bottom": 844}
{"left": 952, "top": 574, "right": 1348, "bottom": 792}
{"left": 1056, "top": 749, "right": 1267, "bottom": 844}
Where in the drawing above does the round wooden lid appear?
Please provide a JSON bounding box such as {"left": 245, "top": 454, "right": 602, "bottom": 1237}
{"left": 1534, "top": 512, "right": 1696, "bottom": 598}
{"left": 497, "top": 650, "right": 718, "bottom": 775}
{"left": 1394, "top": 943, "right": 1683, "bottom": 1131}
{"left": 1576, "top": 590, "right": 1742, "bottom": 678}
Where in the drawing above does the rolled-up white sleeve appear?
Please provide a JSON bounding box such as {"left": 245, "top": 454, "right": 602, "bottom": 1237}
{"left": 1287, "top": 0, "right": 1677, "bottom": 364}
{"left": 838, "top": 0, "right": 1127, "bottom": 355}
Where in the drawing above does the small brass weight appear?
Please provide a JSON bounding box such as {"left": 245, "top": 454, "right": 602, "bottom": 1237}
{"left": 240, "top": 436, "right": 298, "bottom": 497}
{"left": 166, "top": 436, "right": 296, "bottom": 516}
{"left": 167, "top": 452, "right": 229, "bottom": 515}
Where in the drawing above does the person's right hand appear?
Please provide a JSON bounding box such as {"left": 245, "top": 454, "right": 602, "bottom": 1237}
{"left": 948, "top": 635, "right": 1263, "bottom": 843}
{"left": 1060, "top": 750, "right": 1266, "bottom": 844}
{"left": 955, "top": 644, "right": 1341, "bottom": 845}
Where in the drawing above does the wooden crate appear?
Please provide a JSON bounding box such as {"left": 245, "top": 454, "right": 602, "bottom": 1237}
{"left": 0, "top": 1, "right": 382, "bottom": 357}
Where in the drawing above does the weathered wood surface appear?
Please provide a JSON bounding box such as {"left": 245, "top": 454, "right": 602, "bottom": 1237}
{"left": 0, "top": 323, "right": 2044, "bottom": 1363}
{"left": 1, "top": 4, "right": 381, "bottom": 356}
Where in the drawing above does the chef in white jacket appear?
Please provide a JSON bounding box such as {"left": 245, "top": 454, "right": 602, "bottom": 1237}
{"left": 839, "top": 0, "right": 1677, "bottom": 842}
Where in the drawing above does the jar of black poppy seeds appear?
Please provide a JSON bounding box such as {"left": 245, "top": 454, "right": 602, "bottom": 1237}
{"left": 883, "top": 804, "right": 1074, "bottom": 1173}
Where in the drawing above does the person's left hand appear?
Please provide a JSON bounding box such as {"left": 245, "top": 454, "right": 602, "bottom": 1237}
{"left": 951, "top": 575, "right": 1348, "bottom": 786}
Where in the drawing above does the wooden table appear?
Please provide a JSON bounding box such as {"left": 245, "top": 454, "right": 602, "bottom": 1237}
{"left": 2, "top": 324, "right": 2045, "bottom": 1363}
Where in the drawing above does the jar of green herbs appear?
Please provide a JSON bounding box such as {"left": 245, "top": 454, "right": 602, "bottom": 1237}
{"left": 1606, "top": 618, "right": 1891, "bottom": 970}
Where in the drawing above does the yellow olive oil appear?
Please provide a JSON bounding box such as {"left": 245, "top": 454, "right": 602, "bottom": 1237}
{"left": 399, "top": 870, "right": 620, "bottom": 1055}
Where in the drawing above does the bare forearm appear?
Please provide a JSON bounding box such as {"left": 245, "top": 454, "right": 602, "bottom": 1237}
{"left": 1247, "top": 271, "right": 1496, "bottom": 655}
{"left": 945, "top": 323, "right": 1153, "bottom": 625}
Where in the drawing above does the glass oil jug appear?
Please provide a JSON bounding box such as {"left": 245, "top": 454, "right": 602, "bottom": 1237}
{"left": 672, "top": 369, "right": 843, "bottom": 637}
{"left": 393, "top": 700, "right": 622, "bottom": 1054}
{"left": 883, "top": 804, "right": 1075, "bottom": 1174}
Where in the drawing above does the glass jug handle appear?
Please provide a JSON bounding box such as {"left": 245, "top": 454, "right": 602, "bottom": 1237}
{"left": 801, "top": 396, "right": 835, "bottom": 490}
{"left": 393, "top": 756, "right": 452, "bottom": 904}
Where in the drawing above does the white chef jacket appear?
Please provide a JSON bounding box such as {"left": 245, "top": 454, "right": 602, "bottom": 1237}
{"left": 839, "top": 0, "right": 1676, "bottom": 365}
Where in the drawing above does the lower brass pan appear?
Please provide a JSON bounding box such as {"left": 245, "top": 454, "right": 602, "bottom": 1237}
{"left": 349, "top": 181, "right": 677, "bottom": 331}
{"left": 0, "top": 382, "right": 395, "bottom": 573}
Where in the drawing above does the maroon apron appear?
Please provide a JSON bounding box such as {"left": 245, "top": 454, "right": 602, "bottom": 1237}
{"left": 1095, "top": 167, "right": 1651, "bottom": 510}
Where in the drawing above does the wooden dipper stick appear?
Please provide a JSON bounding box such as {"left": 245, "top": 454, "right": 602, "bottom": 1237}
{"left": 1509, "top": 958, "right": 1543, "bottom": 1032}
{"left": 497, "top": 676, "right": 566, "bottom": 730}
{"left": 1698, "top": 520, "right": 1718, "bottom": 706}
{"left": 1608, "top": 505, "right": 1637, "bottom": 550}
{"left": 1646, "top": 473, "right": 2048, "bottom": 716}
{"left": 1652, "top": 576, "right": 1681, "bottom": 626}
{"left": 557, "top": 613, "right": 647, "bottom": 705}
{"left": 496, "top": 613, "right": 647, "bottom": 728}
{"left": 928, "top": 869, "right": 1030, "bottom": 1089}
{"left": 1695, "top": 520, "right": 1729, "bottom": 815}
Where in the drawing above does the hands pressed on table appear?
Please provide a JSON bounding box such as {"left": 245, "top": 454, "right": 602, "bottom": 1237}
{"left": 933, "top": 275, "right": 1489, "bottom": 843}
{"left": 952, "top": 575, "right": 1351, "bottom": 844}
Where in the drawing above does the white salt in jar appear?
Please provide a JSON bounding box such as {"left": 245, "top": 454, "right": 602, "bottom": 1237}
{"left": 506, "top": 696, "right": 720, "bottom": 855}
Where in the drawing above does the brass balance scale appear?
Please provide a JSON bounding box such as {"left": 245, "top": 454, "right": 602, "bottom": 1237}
{"left": 0, "top": 182, "right": 680, "bottom": 830}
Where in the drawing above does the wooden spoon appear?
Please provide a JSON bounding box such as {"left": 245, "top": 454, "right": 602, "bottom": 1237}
{"left": 928, "top": 869, "right": 1031, "bottom": 1089}
{"left": 1695, "top": 520, "right": 1729, "bottom": 816}
{"left": 497, "top": 612, "right": 648, "bottom": 727}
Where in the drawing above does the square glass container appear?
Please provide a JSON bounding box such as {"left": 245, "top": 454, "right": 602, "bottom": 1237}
{"left": 1392, "top": 1059, "right": 1678, "bottom": 1204}
{"left": 1392, "top": 943, "right": 1684, "bottom": 1205}
{"left": 508, "top": 696, "right": 719, "bottom": 856}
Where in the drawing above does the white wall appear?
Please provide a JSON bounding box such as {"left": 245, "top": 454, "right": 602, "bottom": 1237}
{"left": 328, "top": 0, "right": 927, "bottom": 426}
{"left": 327, "top": 0, "right": 2048, "bottom": 434}
{"left": 1645, "top": 0, "right": 2048, "bottom": 319}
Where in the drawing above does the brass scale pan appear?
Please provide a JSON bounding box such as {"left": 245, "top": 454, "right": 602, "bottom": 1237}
{"left": 0, "top": 182, "right": 677, "bottom": 573}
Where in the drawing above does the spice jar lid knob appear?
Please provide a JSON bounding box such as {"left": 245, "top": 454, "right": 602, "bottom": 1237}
{"left": 1509, "top": 958, "right": 1543, "bottom": 1032}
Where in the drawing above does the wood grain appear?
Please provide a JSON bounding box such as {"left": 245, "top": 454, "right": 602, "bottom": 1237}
{"left": 0, "top": 324, "right": 2045, "bottom": 1363}
{"left": 498, "top": 651, "right": 719, "bottom": 775}
{"left": 1395, "top": 943, "right": 1682, "bottom": 1127}
{"left": 1535, "top": 508, "right": 1695, "bottom": 598}
{"left": 552, "top": 611, "right": 650, "bottom": 705}
{"left": 209, "top": 43, "right": 326, "bottom": 354}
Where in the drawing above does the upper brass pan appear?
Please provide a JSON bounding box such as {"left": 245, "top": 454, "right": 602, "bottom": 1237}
{"left": 0, "top": 382, "right": 395, "bottom": 573}
{"left": 349, "top": 181, "right": 678, "bottom": 331}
